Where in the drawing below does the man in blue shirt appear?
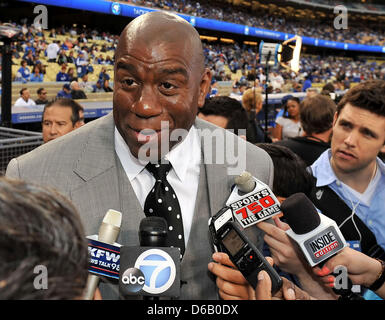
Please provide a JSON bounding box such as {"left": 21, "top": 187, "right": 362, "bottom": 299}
{"left": 56, "top": 65, "right": 70, "bottom": 82}
{"left": 56, "top": 84, "right": 72, "bottom": 99}
{"left": 302, "top": 75, "right": 312, "bottom": 92}
{"left": 75, "top": 52, "right": 88, "bottom": 78}
{"left": 311, "top": 80, "right": 385, "bottom": 252}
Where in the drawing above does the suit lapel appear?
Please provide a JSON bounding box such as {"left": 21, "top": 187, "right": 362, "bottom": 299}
{"left": 69, "top": 113, "right": 144, "bottom": 242}
{"left": 195, "top": 118, "right": 233, "bottom": 217}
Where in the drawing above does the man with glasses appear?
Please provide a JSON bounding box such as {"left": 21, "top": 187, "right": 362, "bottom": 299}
{"left": 35, "top": 88, "right": 49, "bottom": 105}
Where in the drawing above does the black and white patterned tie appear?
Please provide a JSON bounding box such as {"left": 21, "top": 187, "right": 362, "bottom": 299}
{"left": 144, "top": 161, "right": 185, "bottom": 257}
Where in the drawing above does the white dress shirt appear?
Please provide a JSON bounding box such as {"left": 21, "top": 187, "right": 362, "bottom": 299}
{"left": 14, "top": 97, "right": 36, "bottom": 107}
{"left": 115, "top": 125, "right": 201, "bottom": 246}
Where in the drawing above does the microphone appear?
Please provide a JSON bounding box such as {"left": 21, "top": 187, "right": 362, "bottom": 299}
{"left": 282, "top": 193, "right": 363, "bottom": 299}
{"left": 208, "top": 172, "right": 283, "bottom": 294}
{"left": 84, "top": 209, "right": 122, "bottom": 300}
{"left": 139, "top": 216, "right": 168, "bottom": 247}
{"left": 282, "top": 193, "right": 346, "bottom": 267}
{"left": 234, "top": 171, "right": 256, "bottom": 194}
{"left": 226, "top": 171, "right": 281, "bottom": 228}
{"left": 119, "top": 217, "right": 181, "bottom": 299}
{"left": 139, "top": 217, "right": 168, "bottom": 301}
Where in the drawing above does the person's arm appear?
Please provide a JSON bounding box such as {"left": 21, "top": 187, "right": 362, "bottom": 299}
{"left": 271, "top": 123, "right": 282, "bottom": 141}
{"left": 257, "top": 218, "right": 337, "bottom": 299}
{"left": 314, "top": 247, "right": 385, "bottom": 299}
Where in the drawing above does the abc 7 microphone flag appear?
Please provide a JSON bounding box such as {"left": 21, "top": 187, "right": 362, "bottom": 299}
{"left": 119, "top": 247, "right": 181, "bottom": 298}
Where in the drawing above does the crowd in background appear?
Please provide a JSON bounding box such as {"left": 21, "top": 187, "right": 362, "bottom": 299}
{"left": 2, "top": 18, "right": 385, "bottom": 102}
{"left": 121, "top": 0, "right": 385, "bottom": 45}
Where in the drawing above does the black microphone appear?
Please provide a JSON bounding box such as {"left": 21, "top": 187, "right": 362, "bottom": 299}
{"left": 282, "top": 193, "right": 364, "bottom": 300}
{"left": 139, "top": 217, "right": 168, "bottom": 301}
{"left": 139, "top": 216, "right": 168, "bottom": 247}
{"left": 119, "top": 217, "right": 181, "bottom": 299}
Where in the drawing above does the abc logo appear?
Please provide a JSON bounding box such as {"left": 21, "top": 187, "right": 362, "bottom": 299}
{"left": 121, "top": 268, "right": 145, "bottom": 293}
{"left": 135, "top": 249, "right": 176, "bottom": 295}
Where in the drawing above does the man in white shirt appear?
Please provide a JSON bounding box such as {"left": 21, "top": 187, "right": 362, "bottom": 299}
{"left": 14, "top": 88, "right": 36, "bottom": 107}
{"left": 46, "top": 41, "right": 60, "bottom": 62}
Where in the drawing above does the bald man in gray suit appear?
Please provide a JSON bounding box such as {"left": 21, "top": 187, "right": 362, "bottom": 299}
{"left": 6, "top": 11, "right": 274, "bottom": 300}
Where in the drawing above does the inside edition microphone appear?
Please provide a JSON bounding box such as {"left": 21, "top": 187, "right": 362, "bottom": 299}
{"left": 282, "top": 193, "right": 363, "bottom": 300}
{"left": 84, "top": 209, "right": 122, "bottom": 300}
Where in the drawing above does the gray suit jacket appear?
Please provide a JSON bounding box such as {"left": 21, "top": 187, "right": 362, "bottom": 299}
{"left": 6, "top": 112, "right": 274, "bottom": 300}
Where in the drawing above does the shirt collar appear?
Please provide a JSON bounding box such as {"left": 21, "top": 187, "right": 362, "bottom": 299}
{"left": 164, "top": 125, "right": 199, "bottom": 182}
{"left": 311, "top": 149, "right": 336, "bottom": 187}
{"left": 114, "top": 125, "right": 199, "bottom": 182}
{"left": 114, "top": 127, "right": 144, "bottom": 182}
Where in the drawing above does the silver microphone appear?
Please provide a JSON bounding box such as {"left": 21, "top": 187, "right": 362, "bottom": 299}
{"left": 83, "top": 209, "right": 122, "bottom": 300}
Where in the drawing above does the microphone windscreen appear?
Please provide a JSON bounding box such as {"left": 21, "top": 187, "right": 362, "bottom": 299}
{"left": 139, "top": 217, "right": 168, "bottom": 247}
{"left": 234, "top": 171, "right": 256, "bottom": 194}
{"left": 281, "top": 193, "right": 320, "bottom": 235}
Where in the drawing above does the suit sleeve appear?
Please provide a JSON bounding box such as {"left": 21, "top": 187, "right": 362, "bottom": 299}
{"left": 5, "top": 158, "right": 21, "bottom": 179}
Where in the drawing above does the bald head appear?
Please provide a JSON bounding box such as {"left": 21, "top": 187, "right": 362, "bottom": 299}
{"left": 113, "top": 11, "right": 212, "bottom": 160}
{"left": 116, "top": 11, "right": 204, "bottom": 72}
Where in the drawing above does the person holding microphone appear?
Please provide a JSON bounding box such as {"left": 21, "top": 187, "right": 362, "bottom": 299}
{"left": 314, "top": 247, "right": 385, "bottom": 299}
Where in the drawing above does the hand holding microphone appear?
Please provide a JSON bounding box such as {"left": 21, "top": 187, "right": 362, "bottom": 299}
{"left": 313, "top": 247, "right": 385, "bottom": 298}
{"left": 208, "top": 252, "right": 313, "bottom": 300}
{"left": 281, "top": 192, "right": 364, "bottom": 300}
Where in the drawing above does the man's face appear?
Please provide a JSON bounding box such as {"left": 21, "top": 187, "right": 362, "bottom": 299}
{"left": 42, "top": 105, "right": 76, "bottom": 143}
{"left": 113, "top": 23, "right": 210, "bottom": 160}
{"left": 38, "top": 90, "right": 47, "bottom": 100}
{"left": 331, "top": 103, "right": 385, "bottom": 176}
{"left": 22, "top": 89, "right": 30, "bottom": 101}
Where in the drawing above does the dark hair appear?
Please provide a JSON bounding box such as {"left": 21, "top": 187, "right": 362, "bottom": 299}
{"left": 19, "top": 88, "right": 28, "bottom": 96}
{"left": 283, "top": 97, "right": 300, "bottom": 119}
{"left": 199, "top": 96, "right": 249, "bottom": 134}
{"left": 256, "top": 143, "right": 315, "bottom": 198}
{"left": 337, "top": 80, "right": 385, "bottom": 117}
{"left": 43, "top": 98, "right": 84, "bottom": 126}
{"left": 300, "top": 94, "right": 336, "bottom": 135}
{"left": 37, "top": 88, "right": 45, "bottom": 95}
{"left": 0, "top": 177, "right": 88, "bottom": 299}
{"left": 322, "top": 82, "right": 335, "bottom": 93}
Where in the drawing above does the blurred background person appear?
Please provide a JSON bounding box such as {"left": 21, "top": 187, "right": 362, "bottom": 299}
{"left": 30, "top": 65, "right": 44, "bottom": 82}
{"left": 35, "top": 88, "right": 49, "bottom": 105}
{"left": 275, "top": 94, "right": 336, "bottom": 166}
{"left": 14, "top": 88, "right": 36, "bottom": 107}
{"left": 197, "top": 96, "right": 249, "bottom": 139}
{"left": 70, "top": 81, "right": 87, "bottom": 100}
{"left": 242, "top": 87, "right": 270, "bottom": 143}
{"left": 42, "top": 98, "right": 84, "bottom": 143}
{"left": 56, "top": 83, "right": 72, "bottom": 99}
{"left": 272, "top": 97, "right": 303, "bottom": 141}
{"left": 0, "top": 177, "right": 88, "bottom": 299}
